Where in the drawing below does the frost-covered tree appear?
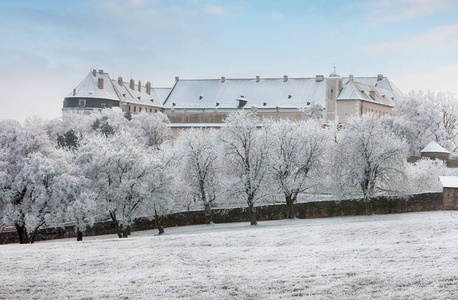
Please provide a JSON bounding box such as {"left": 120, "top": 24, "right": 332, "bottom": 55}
{"left": 403, "top": 159, "right": 453, "bottom": 194}
{"left": 142, "top": 142, "right": 175, "bottom": 235}
{"left": 267, "top": 119, "right": 329, "bottom": 218}
{"left": 4, "top": 150, "right": 74, "bottom": 243}
{"left": 57, "top": 129, "right": 79, "bottom": 151}
{"left": 300, "top": 104, "right": 325, "bottom": 121}
{"left": 0, "top": 119, "right": 54, "bottom": 243}
{"left": 332, "top": 114, "right": 409, "bottom": 215}
{"left": 64, "top": 170, "right": 98, "bottom": 242}
{"left": 175, "top": 129, "right": 220, "bottom": 223}
{"left": 76, "top": 130, "right": 171, "bottom": 237}
{"left": 384, "top": 91, "right": 458, "bottom": 155}
{"left": 45, "top": 112, "right": 99, "bottom": 143}
{"left": 48, "top": 109, "right": 170, "bottom": 149}
{"left": 219, "top": 111, "right": 272, "bottom": 225}
{"left": 128, "top": 112, "right": 170, "bottom": 148}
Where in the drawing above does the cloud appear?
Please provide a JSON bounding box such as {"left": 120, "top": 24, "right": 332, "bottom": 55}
{"left": 363, "top": 23, "right": 458, "bottom": 55}
{"left": 204, "top": 4, "right": 250, "bottom": 16}
{"left": 205, "top": 5, "right": 224, "bottom": 15}
{"left": 362, "top": 0, "right": 458, "bottom": 22}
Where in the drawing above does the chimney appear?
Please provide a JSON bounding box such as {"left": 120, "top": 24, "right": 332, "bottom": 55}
{"left": 221, "top": 76, "right": 226, "bottom": 83}
{"left": 92, "top": 69, "right": 97, "bottom": 77}
{"left": 73, "top": 88, "right": 76, "bottom": 96}
{"left": 118, "top": 76, "right": 123, "bottom": 86}
{"left": 98, "top": 77, "right": 104, "bottom": 89}
{"left": 146, "top": 81, "right": 151, "bottom": 95}
{"left": 256, "top": 76, "right": 260, "bottom": 82}
{"left": 138, "top": 80, "right": 141, "bottom": 92}
{"left": 283, "top": 75, "right": 288, "bottom": 82}
{"left": 130, "top": 78, "right": 135, "bottom": 90}
{"left": 349, "top": 74, "right": 354, "bottom": 82}
{"left": 315, "top": 75, "right": 324, "bottom": 82}
{"left": 175, "top": 76, "right": 179, "bottom": 82}
{"left": 99, "top": 69, "right": 104, "bottom": 74}
{"left": 370, "top": 90, "right": 376, "bottom": 99}
{"left": 377, "top": 74, "right": 383, "bottom": 81}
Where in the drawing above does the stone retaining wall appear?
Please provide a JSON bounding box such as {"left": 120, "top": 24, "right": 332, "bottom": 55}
{"left": 0, "top": 193, "right": 445, "bottom": 244}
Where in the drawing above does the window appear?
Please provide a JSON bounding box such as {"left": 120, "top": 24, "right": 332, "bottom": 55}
{"left": 150, "top": 108, "right": 152, "bottom": 113}
{"left": 134, "top": 106, "right": 136, "bottom": 112}
{"left": 79, "top": 100, "right": 86, "bottom": 108}
{"left": 129, "top": 105, "right": 131, "bottom": 111}
{"left": 101, "top": 103, "right": 106, "bottom": 109}
{"left": 139, "top": 107, "right": 142, "bottom": 112}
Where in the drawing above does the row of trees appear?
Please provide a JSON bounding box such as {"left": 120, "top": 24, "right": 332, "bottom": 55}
{"left": 1, "top": 90, "right": 457, "bottom": 243}
{"left": 0, "top": 111, "right": 173, "bottom": 243}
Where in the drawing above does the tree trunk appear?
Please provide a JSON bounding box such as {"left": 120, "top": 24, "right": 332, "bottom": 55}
{"left": 155, "top": 209, "right": 164, "bottom": 235}
{"left": 77, "top": 229, "right": 83, "bottom": 242}
{"left": 126, "top": 225, "right": 131, "bottom": 236}
{"left": 204, "top": 203, "right": 212, "bottom": 224}
{"left": 15, "top": 224, "right": 29, "bottom": 244}
{"left": 109, "top": 211, "right": 123, "bottom": 238}
{"left": 364, "top": 197, "right": 374, "bottom": 216}
{"left": 285, "top": 194, "right": 295, "bottom": 219}
{"left": 247, "top": 199, "right": 257, "bottom": 225}
{"left": 122, "top": 227, "right": 129, "bottom": 238}
{"left": 30, "top": 226, "right": 40, "bottom": 244}
{"left": 116, "top": 227, "right": 123, "bottom": 238}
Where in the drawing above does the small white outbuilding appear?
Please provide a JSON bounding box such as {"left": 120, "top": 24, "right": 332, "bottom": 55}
{"left": 421, "top": 141, "right": 451, "bottom": 160}
{"left": 439, "top": 176, "right": 458, "bottom": 210}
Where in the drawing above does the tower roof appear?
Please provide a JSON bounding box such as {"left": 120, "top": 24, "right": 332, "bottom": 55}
{"left": 329, "top": 64, "right": 340, "bottom": 77}
{"left": 421, "top": 141, "right": 450, "bottom": 154}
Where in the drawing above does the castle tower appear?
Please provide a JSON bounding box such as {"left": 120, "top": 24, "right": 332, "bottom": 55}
{"left": 325, "top": 65, "right": 343, "bottom": 121}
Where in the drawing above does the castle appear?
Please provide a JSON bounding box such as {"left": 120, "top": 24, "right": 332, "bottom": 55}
{"left": 64, "top": 69, "right": 405, "bottom": 134}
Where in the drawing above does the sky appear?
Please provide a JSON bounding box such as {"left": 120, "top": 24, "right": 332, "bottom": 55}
{"left": 1, "top": 0, "right": 457, "bottom": 121}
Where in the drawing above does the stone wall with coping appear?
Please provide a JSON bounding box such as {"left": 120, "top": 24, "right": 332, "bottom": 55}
{"left": 0, "top": 193, "right": 445, "bottom": 244}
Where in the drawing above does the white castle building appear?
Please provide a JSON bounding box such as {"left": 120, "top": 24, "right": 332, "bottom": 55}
{"left": 64, "top": 69, "right": 405, "bottom": 131}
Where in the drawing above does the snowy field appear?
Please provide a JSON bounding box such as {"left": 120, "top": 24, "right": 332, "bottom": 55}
{"left": 1, "top": 211, "right": 457, "bottom": 299}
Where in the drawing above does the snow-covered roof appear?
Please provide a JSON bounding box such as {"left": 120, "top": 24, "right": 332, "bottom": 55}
{"left": 155, "top": 88, "right": 172, "bottom": 104}
{"left": 163, "top": 76, "right": 403, "bottom": 109}
{"left": 421, "top": 141, "right": 450, "bottom": 154}
{"left": 337, "top": 81, "right": 399, "bottom": 107}
{"left": 67, "top": 71, "right": 119, "bottom": 101}
{"left": 439, "top": 176, "right": 458, "bottom": 188}
{"left": 112, "top": 79, "right": 161, "bottom": 107}
{"left": 66, "top": 70, "right": 165, "bottom": 108}
{"left": 164, "top": 78, "right": 328, "bottom": 109}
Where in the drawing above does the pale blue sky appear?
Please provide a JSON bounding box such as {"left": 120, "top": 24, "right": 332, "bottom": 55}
{"left": 1, "top": 0, "right": 457, "bottom": 121}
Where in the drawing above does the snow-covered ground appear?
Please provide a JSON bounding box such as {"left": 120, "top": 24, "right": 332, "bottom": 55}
{"left": 1, "top": 211, "right": 457, "bottom": 299}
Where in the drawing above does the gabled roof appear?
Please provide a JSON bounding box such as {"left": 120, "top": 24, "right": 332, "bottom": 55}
{"left": 439, "top": 176, "right": 458, "bottom": 188}
{"left": 163, "top": 77, "right": 328, "bottom": 109}
{"left": 155, "top": 88, "right": 172, "bottom": 104}
{"left": 67, "top": 71, "right": 119, "bottom": 101}
{"left": 66, "top": 70, "right": 164, "bottom": 108}
{"left": 421, "top": 141, "right": 450, "bottom": 154}
{"left": 337, "top": 81, "right": 399, "bottom": 107}
{"left": 343, "top": 77, "right": 403, "bottom": 95}
{"left": 112, "top": 79, "right": 161, "bottom": 107}
{"left": 163, "top": 76, "right": 403, "bottom": 110}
